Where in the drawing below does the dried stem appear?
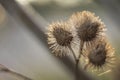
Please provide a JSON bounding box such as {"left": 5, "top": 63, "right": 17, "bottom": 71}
{"left": 69, "top": 41, "right": 84, "bottom": 80}
{"left": 75, "top": 59, "right": 79, "bottom": 80}
{"left": 78, "top": 40, "right": 84, "bottom": 59}
{"left": 0, "top": 64, "right": 32, "bottom": 80}
{"left": 7, "top": 70, "right": 32, "bottom": 80}
{"left": 75, "top": 40, "right": 84, "bottom": 80}
{"left": 68, "top": 45, "right": 77, "bottom": 61}
{"left": 68, "top": 45, "right": 81, "bottom": 80}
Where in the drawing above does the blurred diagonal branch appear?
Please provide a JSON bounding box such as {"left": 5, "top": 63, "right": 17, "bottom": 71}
{"left": 0, "top": 0, "right": 95, "bottom": 80}
{"left": 0, "top": 64, "right": 32, "bottom": 80}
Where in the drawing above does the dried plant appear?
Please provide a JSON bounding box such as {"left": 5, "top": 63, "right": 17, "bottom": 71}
{"left": 69, "top": 11, "right": 106, "bottom": 44}
{"left": 0, "top": 64, "right": 32, "bottom": 80}
{"left": 47, "top": 22, "right": 76, "bottom": 57}
{"left": 84, "top": 39, "right": 115, "bottom": 70}
{"left": 46, "top": 11, "right": 115, "bottom": 80}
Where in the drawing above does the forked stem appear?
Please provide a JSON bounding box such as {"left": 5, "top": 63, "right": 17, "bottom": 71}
{"left": 68, "top": 41, "right": 84, "bottom": 80}
{"left": 68, "top": 45, "right": 77, "bottom": 61}
{"left": 75, "top": 40, "right": 84, "bottom": 80}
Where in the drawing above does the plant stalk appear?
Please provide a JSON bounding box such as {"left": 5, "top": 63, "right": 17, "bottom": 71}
{"left": 68, "top": 45, "right": 77, "bottom": 61}
{"left": 75, "top": 40, "right": 84, "bottom": 80}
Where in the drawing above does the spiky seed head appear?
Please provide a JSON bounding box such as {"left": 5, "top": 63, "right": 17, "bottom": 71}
{"left": 88, "top": 43, "right": 106, "bottom": 67}
{"left": 69, "top": 11, "right": 106, "bottom": 44}
{"left": 85, "top": 39, "right": 115, "bottom": 70}
{"left": 52, "top": 27, "right": 73, "bottom": 46}
{"left": 47, "top": 22, "right": 74, "bottom": 56}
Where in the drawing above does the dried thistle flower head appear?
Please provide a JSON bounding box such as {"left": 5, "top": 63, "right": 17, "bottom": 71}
{"left": 84, "top": 39, "right": 115, "bottom": 70}
{"left": 47, "top": 22, "right": 74, "bottom": 56}
{"left": 69, "top": 11, "right": 106, "bottom": 45}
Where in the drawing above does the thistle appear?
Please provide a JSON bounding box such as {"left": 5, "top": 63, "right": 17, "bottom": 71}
{"left": 84, "top": 39, "right": 115, "bottom": 70}
{"left": 46, "top": 11, "right": 115, "bottom": 80}
{"left": 69, "top": 11, "right": 106, "bottom": 46}
{"left": 47, "top": 22, "right": 74, "bottom": 56}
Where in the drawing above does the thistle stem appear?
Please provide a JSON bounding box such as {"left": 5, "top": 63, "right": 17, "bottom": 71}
{"left": 75, "top": 40, "right": 84, "bottom": 80}
{"left": 68, "top": 45, "right": 77, "bottom": 62}
{"left": 68, "top": 41, "right": 84, "bottom": 80}
{"left": 78, "top": 40, "right": 84, "bottom": 59}
{"left": 75, "top": 59, "right": 79, "bottom": 80}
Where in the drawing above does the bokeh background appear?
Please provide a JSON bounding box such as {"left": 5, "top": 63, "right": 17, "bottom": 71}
{"left": 0, "top": 0, "right": 120, "bottom": 80}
